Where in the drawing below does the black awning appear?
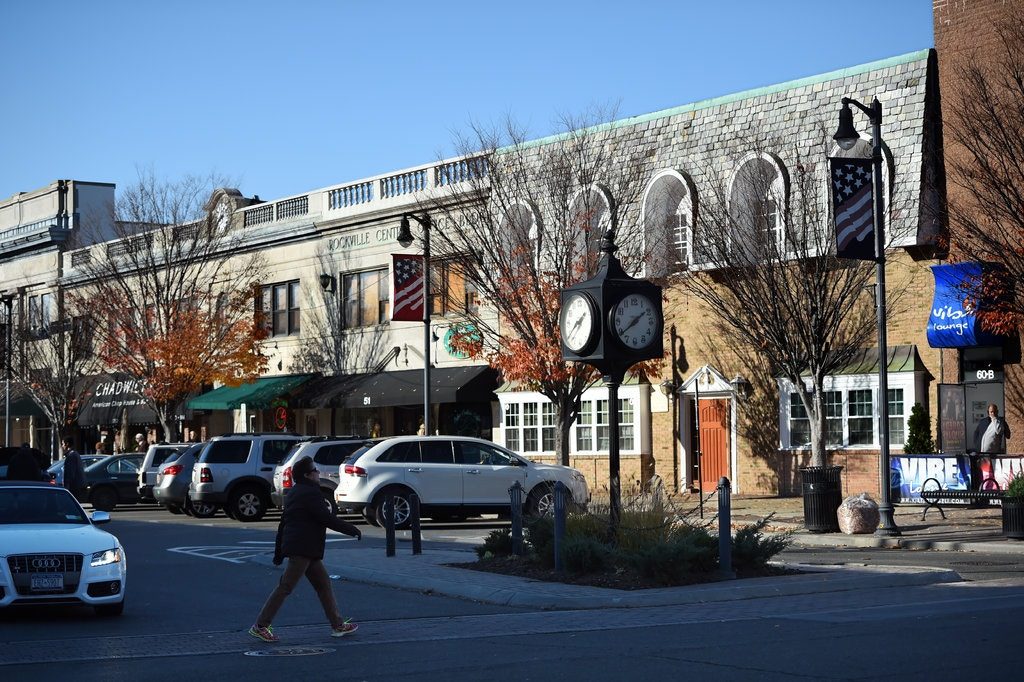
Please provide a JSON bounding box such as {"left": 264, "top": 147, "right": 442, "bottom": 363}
{"left": 77, "top": 373, "right": 161, "bottom": 427}
{"left": 292, "top": 366, "right": 498, "bottom": 409}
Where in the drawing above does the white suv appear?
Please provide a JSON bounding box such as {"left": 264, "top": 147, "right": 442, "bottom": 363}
{"left": 335, "top": 436, "right": 588, "bottom": 528}
{"left": 189, "top": 433, "right": 306, "bottom": 522}
{"left": 271, "top": 437, "right": 370, "bottom": 513}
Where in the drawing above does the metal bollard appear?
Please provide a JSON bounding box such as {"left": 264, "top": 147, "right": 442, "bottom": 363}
{"left": 509, "top": 481, "right": 524, "bottom": 556}
{"left": 718, "top": 477, "right": 735, "bottom": 579}
{"left": 384, "top": 496, "right": 396, "bottom": 558}
{"left": 553, "top": 482, "right": 566, "bottom": 573}
{"left": 410, "top": 493, "right": 422, "bottom": 555}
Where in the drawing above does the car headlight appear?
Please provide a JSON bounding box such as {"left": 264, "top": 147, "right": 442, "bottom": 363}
{"left": 91, "top": 548, "right": 122, "bottom": 567}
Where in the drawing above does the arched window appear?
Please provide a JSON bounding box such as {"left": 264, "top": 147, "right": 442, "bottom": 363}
{"left": 498, "top": 201, "right": 540, "bottom": 273}
{"left": 728, "top": 153, "right": 788, "bottom": 258}
{"left": 568, "top": 185, "right": 612, "bottom": 274}
{"left": 642, "top": 170, "right": 696, "bottom": 275}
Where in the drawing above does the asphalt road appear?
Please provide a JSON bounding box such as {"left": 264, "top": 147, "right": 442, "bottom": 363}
{"left": 3, "top": 505, "right": 1024, "bottom": 680}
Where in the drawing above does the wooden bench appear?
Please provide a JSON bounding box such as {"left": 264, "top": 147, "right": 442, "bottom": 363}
{"left": 918, "top": 477, "right": 1003, "bottom": 520}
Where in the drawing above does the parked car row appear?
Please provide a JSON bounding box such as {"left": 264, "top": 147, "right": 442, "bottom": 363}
{"left": 22, "top": 433, "right": 592, "bottom": 528}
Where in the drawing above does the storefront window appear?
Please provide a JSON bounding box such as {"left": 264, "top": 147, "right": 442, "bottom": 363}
{"left": 541, "top": 403, "right": 557, "bottom": 451}
{"left": 523, "top": 403, "right": 539, "bottom": 452}
{"left": 888, "top": 388, "right": 905, "bottom": 445}
{"left": 575, "top": 402, "right": 592, "bottom": 451}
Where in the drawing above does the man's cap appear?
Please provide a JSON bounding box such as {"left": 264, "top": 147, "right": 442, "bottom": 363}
{"left": 293, "top": 456, "right": 316, "bottom": 479}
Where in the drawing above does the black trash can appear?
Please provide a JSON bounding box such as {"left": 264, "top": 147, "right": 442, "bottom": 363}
{"left": 800, "top": 465, "right": 843, "bottom": 533}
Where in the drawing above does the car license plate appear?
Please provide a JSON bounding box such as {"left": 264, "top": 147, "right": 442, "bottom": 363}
{"left": 30, "top": 573, "right": 63, "bottom": 592}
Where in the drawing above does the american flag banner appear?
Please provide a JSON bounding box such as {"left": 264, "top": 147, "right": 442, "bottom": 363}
{"left": 392, "top": 254, "right": 425, "bottom": 322}
{"left": 831, "top": 157, "right": 876, "bottom": 261}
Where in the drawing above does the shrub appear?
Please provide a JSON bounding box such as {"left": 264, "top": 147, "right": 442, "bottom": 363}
{"left": 904, "top": 402, "right": 935, "bottom": 454}
{"left": 525, "top": 515, "right": 556, "bottom": 566}
{"left": 731, "top": 515, "right": 793, "bottom": 571}
{"left": 562, "top": 536, "right": 611, "bottom": 574}
{"left": 627, "top": 528, "right": 718, "bottom": 585}
{"left": 1006, "top": 473, "right": 1024, "bottom": 500}
{"left": 475, "top": 528, "right": 513, "bottom": 559}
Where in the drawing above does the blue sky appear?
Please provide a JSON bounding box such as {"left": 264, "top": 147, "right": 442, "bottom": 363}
{"left": 1, "top": 0, "right": 934, "bottom": 203}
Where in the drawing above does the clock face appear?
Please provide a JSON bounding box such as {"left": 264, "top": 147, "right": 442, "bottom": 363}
{"left": 561, "top": 293, "right": 597, "bottom": 353}
{"left": 612, "top": 294, "right": 658, "bottom": 350}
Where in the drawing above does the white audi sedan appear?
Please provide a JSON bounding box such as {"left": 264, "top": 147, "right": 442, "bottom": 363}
{"left": 0, "top": 481, "right": 126, "bottom": 616}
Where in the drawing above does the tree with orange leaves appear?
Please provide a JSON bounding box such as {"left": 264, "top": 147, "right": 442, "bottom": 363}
{"left": 70, "top": 172, "right": 267, "bottom": 442}
{"left": 427, "top": 109, "right": 657, "bottom": 465}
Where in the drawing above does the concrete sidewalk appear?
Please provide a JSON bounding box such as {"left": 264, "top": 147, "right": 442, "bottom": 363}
{"left": 721, "top": 495, "right": 1023, "bottom": 554}
{"left": 251, "top": 546, "right": 962, "bottom": 610}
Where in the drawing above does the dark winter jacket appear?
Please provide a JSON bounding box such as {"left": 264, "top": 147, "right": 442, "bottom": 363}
{"left": 62, "top": 450, "right": 87, "bottom": 492}
{"left": 7, "top": 446, "right": 42, "bottom": 481}
{"left": 274, "top": 476, "right": 360, "bottom": 560}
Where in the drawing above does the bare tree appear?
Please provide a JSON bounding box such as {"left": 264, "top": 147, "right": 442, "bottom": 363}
{"left": 943, "top": 14, "right": 1024, "bottom": 336}
{"left": 70, "top": 171, "right": 267, "bottom": 442}
{"left": 425, "top": 107, "right": 655, "bottom": 465}
{"left": 11, "top": 292, "right": 101, "bottom": 460}
{"left": 680, "top": 130, "right": 910, "bottom": 469}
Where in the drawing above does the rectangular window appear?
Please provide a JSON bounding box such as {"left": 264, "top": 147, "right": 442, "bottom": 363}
{"left": 619, "top": 398, "right": 634, "bottom": 450}
{"left": 429, "top": 259, "right": 468, "bottom": 317}
{"left": 541, "top": 403, "right": 556, "bottom": 451}
{"left": 259, "top": 281, "right": 300, "bottom": 336}
{"left": 575, "top": 401, "right": 592, "bottom": 451}
{"left": 523, "top": 403, "right": 539, "bottom": 452}
{"left": 848, "top": 389, "right": 874, "bottom": 445}
{"left": 789, "top": 394, "right": 809, "bottom": 447}
{"left": 824, "top": 391, "right": 842, "bottom": 446}
{"left": 342, "top": 269, "right": 389, "bottom": 329}
{"left": 504, "top": 403, "right": 520, "bottom": 452}
{"left": 595, "top": 399, "right": 610, "bottom": 451}
{"left": 888, "top": 388, "right": 905, "bottom": 445}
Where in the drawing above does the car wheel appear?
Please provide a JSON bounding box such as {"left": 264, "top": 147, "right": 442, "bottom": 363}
{"left": 186, "top": 497, "right": 218, "bottom": 519}
{"left": 322, "top": 489, "right": 339, "bottom": 516}
{"left": 91, "top": 487, "right": 118, "bottom": 512}
{"left": 374, "top": 489, "right": 413, "bottom": 530}
{"left": 362, "top": 506, "right": 380, "bottom": 527}
{"left": 95, "top": 598, "right": 124, "bottom": 617}
{"left": 166, "top": 504, "right": 184, "bottom": 515}
{"left": 230, "top": 487, "right": 267, "bottom": 522}
{"left": 527, "top": 483, "right": 556, "bottom": 518}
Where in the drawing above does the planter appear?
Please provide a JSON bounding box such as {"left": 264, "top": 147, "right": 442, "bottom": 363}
{"left": 800, "top": 466, "right": 843, "bottom": 533}
{"left": 1002, "top": 498, "right": 1024, "bottom": 540}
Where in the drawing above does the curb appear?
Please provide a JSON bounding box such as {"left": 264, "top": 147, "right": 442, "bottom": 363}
{"left": 786, "top": 532, "right": 1024, "bottom": 555}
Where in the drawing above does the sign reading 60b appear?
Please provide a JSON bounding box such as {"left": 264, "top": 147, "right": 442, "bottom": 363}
{"left": 976, "top": 369, "right": 996, "bottom": 380}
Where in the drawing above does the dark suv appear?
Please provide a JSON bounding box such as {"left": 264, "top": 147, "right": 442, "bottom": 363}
{"left": 188, "top": 433, "right": 305, "bottom": 522}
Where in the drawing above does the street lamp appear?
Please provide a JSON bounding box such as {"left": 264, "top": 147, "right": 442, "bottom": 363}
{"left": 398, "top": 213, "right": 432, "bottom": 436}
{"left": 2, "top": 295, "right": 12, "bottom": 447}
{"left": 834, "top": 96, "right": 900, "bottom": 537}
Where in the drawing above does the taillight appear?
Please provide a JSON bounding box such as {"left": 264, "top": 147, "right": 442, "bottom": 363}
{"left": 162, "top": 464, "right": 183, "bottom": 476}
{"left": 344, "top": 464, "right": 367, "bottom": 477}
{"left": 282, "top": 467, "right": 293, "bottom": 488}
{"left": 199, "top": 466, "right": 213, "bottom": 483}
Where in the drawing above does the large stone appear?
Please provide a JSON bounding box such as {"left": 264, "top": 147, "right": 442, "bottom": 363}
{"left": 838, "top": 493, "right": 880, "bottom": 535}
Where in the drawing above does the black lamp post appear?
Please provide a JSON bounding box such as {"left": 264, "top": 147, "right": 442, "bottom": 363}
{"left": 834, "top": 96, "right": 900, "bottom": 537}
{"left": 3, "top": 295, "right": 11, "bottom": 447}
{"left": 398, "top": 213, "right": 432, "bottom": 436}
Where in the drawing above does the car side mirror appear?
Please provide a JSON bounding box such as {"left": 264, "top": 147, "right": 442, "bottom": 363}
{"left": 91, "top": 511, "right": 111, "bottom": 525}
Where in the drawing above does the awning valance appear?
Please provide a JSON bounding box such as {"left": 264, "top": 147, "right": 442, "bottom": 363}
{"left": 187, "top": 374, "right": 316, "bottom": 411}
{"left": 291, "top": 366, "right": 497, "bottom": 409}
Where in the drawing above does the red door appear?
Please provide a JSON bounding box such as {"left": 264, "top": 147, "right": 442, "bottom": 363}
{"left": 698, "top": 399, "right": 728, "bottom": 493}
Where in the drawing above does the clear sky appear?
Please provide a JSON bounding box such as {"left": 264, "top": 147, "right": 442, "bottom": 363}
{"left": 1, "top": 0, "right": 934, "bottom": 203}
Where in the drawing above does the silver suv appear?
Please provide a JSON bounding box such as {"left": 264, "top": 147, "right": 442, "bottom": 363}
{"left": 189, "top": 433, "right": 305, "bottom": 522}
{"left": 335, "top": 436, "right": 589, "bottom": 529}
{"left": 137, "top": 443, "right": 190, "bottom": 501}
{"left": 271, "top": 437, "right": 370, "bottom": 513}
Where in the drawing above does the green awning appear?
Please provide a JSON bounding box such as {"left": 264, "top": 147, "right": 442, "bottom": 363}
{"left": 187, "top": 374, "right": 315, "bottom": 411}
